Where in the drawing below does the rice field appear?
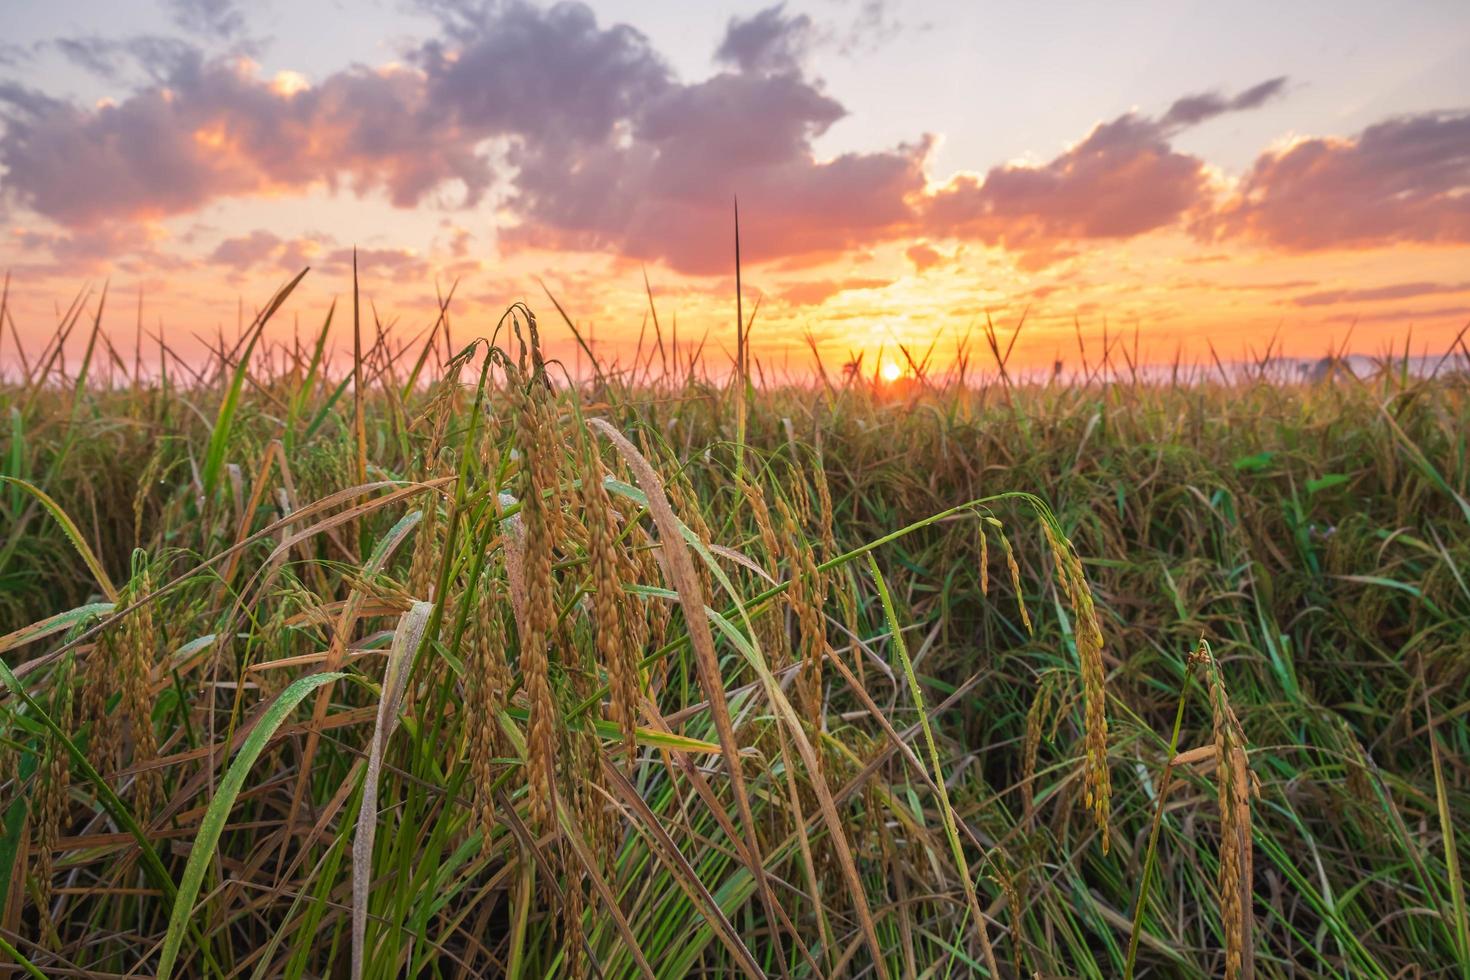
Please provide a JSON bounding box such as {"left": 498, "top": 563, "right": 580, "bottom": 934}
{"left": 1, "top": 279, "right": 1468, "bottom": 977}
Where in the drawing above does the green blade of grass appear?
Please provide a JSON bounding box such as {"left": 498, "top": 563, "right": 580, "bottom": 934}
{"left": 156, "top": 670, "right": 345, "bottom": 980}
{"left": 0, "top": 477, "right": 118, "bottom": 602}
{"left": 202, "top": 269, "right": 308, "bottom": 498}
{"left": 867, "top": 551, "right": 1000, "bottom": 977}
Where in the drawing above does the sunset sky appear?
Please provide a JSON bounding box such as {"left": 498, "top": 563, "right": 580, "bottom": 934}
{"left": 2, "top": 0, "right": 1468, "bottom": 374}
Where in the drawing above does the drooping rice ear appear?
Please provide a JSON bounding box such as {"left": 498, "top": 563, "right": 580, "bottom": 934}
{"left": 120, "top": 563, "right": 161, "bottom": 815}
{"left": 498, "top": 491, "right": 530, "bottom": 642}
{"left": 513, "top": 374, "right": 558, "bottom": 832}
{"left": 1196, "top": 640, "right": 1255, "bottom": 980}
{"left": 33, "top": 655, "right": 75, "bottom": 928}
{"left": 1040, "top": 518, "right": 1110, "bottom": 853}
{"left": 582, "top": 451, "right": 640, "bottom": 764}
{"left": 466, "top": 573, "right": 511, "bottom": 840}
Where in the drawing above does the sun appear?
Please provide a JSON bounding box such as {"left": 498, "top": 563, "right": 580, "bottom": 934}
{"left": 880, "top": 360, "right": 905, "bottom": 383}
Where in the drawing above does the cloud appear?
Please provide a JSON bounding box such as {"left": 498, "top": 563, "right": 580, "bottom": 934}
{"left": 0, "top": 53, "right": 493, "bottom": 227}
{"left": 208, "top": 229, "right": 332, "bottom": 274}
{"left": 48, "top": 35, "right": 201, "bottom": 83}
{"left": 487, "top": 7, "right": 928, "bottom": 273}
{"left": 322, "top": 246, "right": 432, "bottom": 281}
{"left": 207, "top": 231, "right": 432, "bottom": 280}
{"left": 164, "top": 0, "right": 250, "bottom": 40}
{"left": 906, "top": 242, "right": 944, "bottom": 271}
{"left": 1202, "top": 111, "right": 1470, "bottom": 250}
{"left": 1216, "top": 278, "right": 1317, "bottom": 292}
{"left": 921, "top": 79, "right": 1286, "bottom": 264}
{"left": 17, "top": 223, "right": 159, "bottom": 264}
{"left": 9, "top": 219, "right": 188, "bottom": 277}
{"left": 0, "top": 1, "right": 938, "bottom": 276}
{"left": 17, "top": 0, "right": 1460, "bottom": 285}
{"left": 834, "top": 0, "right": 922, "bottom": 54}
{"left": 1159, "top": 76, "right": 1287, "bottom": 129}
{"left": 715, "top": 4, "right": 814, "bottom": 74}
{"left": 415, "top": 2, "right": 670, "bottom": 145}
{"left": 209, "top": 228, "right": 283, "bottom": 266}
{"left": 1291, "top": 280, "right": 1470, "bottom": 307}
{"left": 1323, "top": 304, "right": 1470, "bottom": 324}
{"left": 779, "top": 276, "right": 888, "bottom": 304}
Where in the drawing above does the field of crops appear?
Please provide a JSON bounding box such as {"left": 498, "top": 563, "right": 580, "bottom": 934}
{"left": 2, "top": 285, "right": 1468, "bottom": 977}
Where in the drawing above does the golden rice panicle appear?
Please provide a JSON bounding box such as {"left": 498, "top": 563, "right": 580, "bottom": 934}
{"left": 977, "top": 515, "right": 992, "bottom": 597}
{"left": 121, "top": 565, "right": 161, "bottom": 815}
{"left": 533, "top": 390, "right": 571, "bottom": 545}
{"left": 1041, "top": 518, "right": 1111, "bottom": 852}
{"left": 995, "top": 857, "right": 1026, "bottom": 978}
{"left": 632, "top": 525, "right": 673, "bottom": 693}
{"left": 737, "top": 475, "right": 781, "bottom": 576}
{"left": 581, "top": 448, "right": 640, "bottom": 765}
{"left": 812, "top": 455, "right": 837, "bottom": 559}
{"left": 466, "top": 571, "right": 511, "bottom": 840}
{"left": 608, "top": 491, "right": 652, "bottom": 643}
{"left": 1022, "top": 672, "right": 1056, "bottom": 826}
{"left": 738, "top": 475, "right": 787, "bottom": 663}
{"left": 998, "top": 525, "right": 1032, "bottom": 634}
{"left": 777, "top": 496, "right": 826, "bottom": 732}
{"left": 667, "top": 475, "right": 714, "bottom": 601}
{"left": 407, "top": 494, "right": 441, "bottom": 599}
{"left": 405, "top": 372, "right": 459, "bottom": 602}
{"left": 560, "top": 843, "right": 589, "bottom": 980}
{"left": 564, "top": 616, "right": 616, "bottom": 859}
{"left": 1198, "top": 639, "right": 1255, "bottom": 980}
{"left": 32, "top": 657, "right": 74, "bottom": 921}
{"left": 512, "top": 370, "right": 558, "bottom": 831}
{"left": 81, "top": 623, "right": 122, "bottom": 774}
{"left": 414, "top": 361, "right": 460, "bottom": 472}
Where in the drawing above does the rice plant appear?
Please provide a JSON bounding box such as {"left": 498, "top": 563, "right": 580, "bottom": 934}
{"left": 1, "top": 284, "right": 1467, "bottom": 977}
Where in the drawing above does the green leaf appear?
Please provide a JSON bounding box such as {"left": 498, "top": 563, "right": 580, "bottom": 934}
{"left": 202, "top": 269, "right": 307, "bottom": 498}
{"left": 1232, "top": 452, "right": 1274, "bottom": 472}
{"left": 0, "top": 601, "right": 113, "bottom": 655}
{"left": 0, "top": 477, "right": 117, "bottom": 601}
{"left": 157, "top": 670, "right": 345, "bottom": 980}
{"left": 1306, "top": 473, "right": 1350, "bottom": 494}
{"left": 0, "top": 657, "right": 181, "bottom": 935}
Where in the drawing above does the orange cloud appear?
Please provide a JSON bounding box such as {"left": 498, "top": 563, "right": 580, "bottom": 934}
{"left": 778, "top": 277, "right": 890, "bottom": 305}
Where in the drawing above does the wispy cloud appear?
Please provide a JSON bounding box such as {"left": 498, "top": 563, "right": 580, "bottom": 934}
{"left": 163, "top": 0, "right": 251, "bottom": 41}
{"left": 1291, "top": 280, "right": 1470, "bottom": 306}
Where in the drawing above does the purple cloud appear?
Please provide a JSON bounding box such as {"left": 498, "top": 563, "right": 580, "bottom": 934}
{"left": 715, "top": 4, "right": 814, "bottom": 74}
{"left": 1159, "top": 76, "right": 1287, "bottom": 130}
{"left": 209, "top": 228, "right": 283, "bottom": 266}
{"left": 1, "top": 2, "right": 923, "bottom": 275}
{"left": 164, "top": 0, "right": 250, "bottom": 40}
{"left": 0, "top": 54, "right": 492, "bottom": 226}
{"left": 1202, "top": 111, "right": 1470, "bottom": 250}
{"left": 920, "top": 79, "right": 1286, "bottom": 263}
{"left": 415, "top": 2, "right": 670, "bottom": 144}
{"left": 8, "top": 0, "right": 1462, "bottom": 283}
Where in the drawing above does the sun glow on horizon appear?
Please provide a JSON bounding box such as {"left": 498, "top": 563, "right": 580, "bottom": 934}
{"left": 880, "top": 360, "right": 905, "bottom": 382}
